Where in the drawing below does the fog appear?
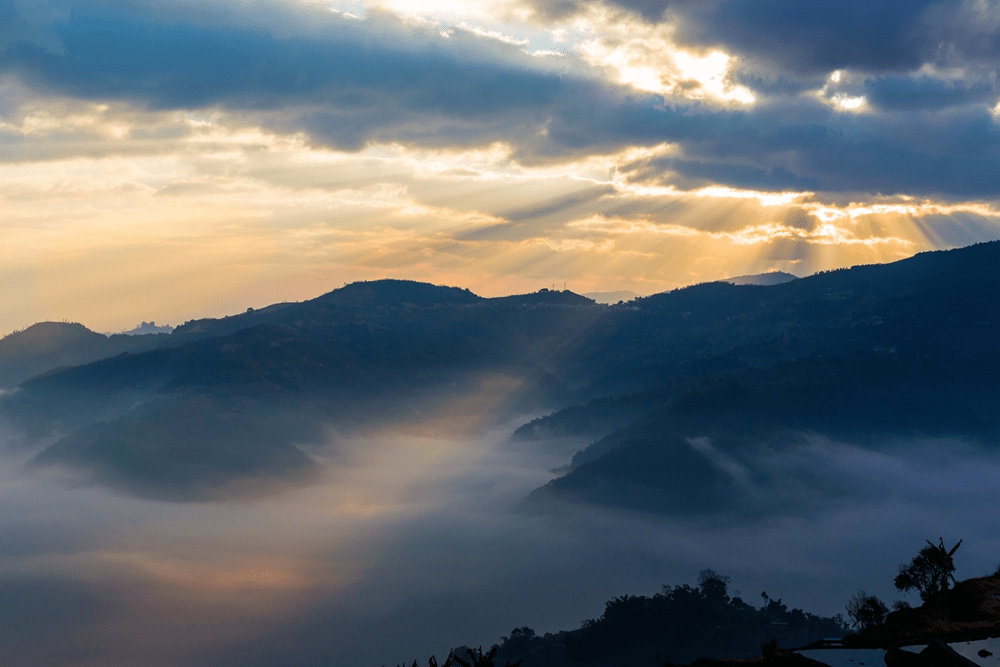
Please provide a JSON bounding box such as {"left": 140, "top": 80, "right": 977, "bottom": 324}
{"left": 2, "top": 403, "right": 999, "bottom": 667}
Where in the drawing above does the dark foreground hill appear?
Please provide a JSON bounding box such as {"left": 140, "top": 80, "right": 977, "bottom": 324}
{"left": 486, "top": 574, "right": 846, "bottom": 667}
{"left": 398, "top": 572, "right": 845, "bottom": 667}
{"left": 5, "top": 242, "right": 1000, "bottom": 504}
{"left": 428, "top": 570, "right": 1000, "bottom": 667}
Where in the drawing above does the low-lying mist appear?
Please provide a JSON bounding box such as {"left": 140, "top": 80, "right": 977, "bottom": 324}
{"left": 2, "top": 394, "right": 999, "bottom": 667}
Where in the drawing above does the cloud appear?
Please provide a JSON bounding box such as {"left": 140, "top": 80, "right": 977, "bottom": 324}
{"left": 0, "top": 1, "right": 568, "bottom": 147}
{"left": 500, "top": 185, "right": 616, "bottom": 222}
{"left": 864, "top": 75, "right": 997, "bottom": 111}
{"left": 2, "top": 0, "right": 1000, "bottom": 198}
{"left": 684, "top": 0, "right": 941, "bottom": 74}
{"left": 523, "top": 0, "right": 999, "bottom": 77}
{"left": 602, "top": 96, "right": 1000, "bottom": 197}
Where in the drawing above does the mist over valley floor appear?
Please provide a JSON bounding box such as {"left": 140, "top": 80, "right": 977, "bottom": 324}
{"left": 3, "top": 243, "right": 1000, "bottom": 665}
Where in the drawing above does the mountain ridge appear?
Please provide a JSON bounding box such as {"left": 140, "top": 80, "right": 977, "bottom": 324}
{"left": 5, "top": 241, "right": 1000, "bottom": 504}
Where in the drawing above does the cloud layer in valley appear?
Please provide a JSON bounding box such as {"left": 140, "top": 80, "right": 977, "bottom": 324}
{"left": 3, "top": 404, "right": 1000, "bottom": 667}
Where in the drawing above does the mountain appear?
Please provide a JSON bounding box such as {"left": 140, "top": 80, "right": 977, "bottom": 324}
{"left": 583, "top": 290, "right": 639, "bottom": 304}
{"left": 0, "top": 322, "right": 173, "bottom": 389}
{"left": 5, "top": 241, "right": 1000, "bottom": 505}
{"left": 723, "top": 271, "right": 798, "bottom": 286}
{"left": 522, "top": 241, "right": 1000, "bottom": 518}
{"left": 1, "top": 282, "right": 599, "bottom": 499}
{"left": 117, "top": 321, "right": 174, "bottom": 335}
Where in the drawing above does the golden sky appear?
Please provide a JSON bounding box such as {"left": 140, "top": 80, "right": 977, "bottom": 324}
{"left": 1, "top": 0, "right": 999, "bottom": 333}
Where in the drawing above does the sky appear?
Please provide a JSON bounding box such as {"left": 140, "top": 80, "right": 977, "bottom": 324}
{"left": 1, "top": 0, "right": 1000, "bottom": 333}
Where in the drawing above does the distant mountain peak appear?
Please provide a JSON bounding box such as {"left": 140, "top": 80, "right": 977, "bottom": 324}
{"left": 723, "top": 271, "right": 798, "bottom": 286}
{"left": 314, "top": 279, "right": 484, "bottom": 307}
{"left": 0, "top": 321, "right": 162, "bottom": 388}
{"left": 118, "top": 321, "right": 174, "bottom": 336}
{"left": 583, "top": 290, "right": 639, "bottom": 304}
{"left": 2, "top": 321, "right": 102, "bottom": 347}
{"left": 488, "top": 289, "right": 595, "bottom": 306}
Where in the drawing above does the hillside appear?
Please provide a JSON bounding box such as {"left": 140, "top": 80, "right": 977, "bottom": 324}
{"left": 0, "top": 322, "right": 173, "bottom": 389}
{"left": 486, "top": 573, "right": 846, "bottom": 667}
{"left": 519, "top": 242, "right": 1000, "bottom": 518}
{"left": 5, "top": 242, "right": 1000, "bottom": 505}
{"left": 724, "top": 271, "right": 798, "bottom": 286}
{"left": 432, "top": 570, "right": 1000, "bottom": 667}
{"left": 1, "top": 283, "right": 599, "bottom": 499}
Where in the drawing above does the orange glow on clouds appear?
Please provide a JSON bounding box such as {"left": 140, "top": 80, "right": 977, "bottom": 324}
{"left": 1, "top": 95, "right": 998, "bottom": 335}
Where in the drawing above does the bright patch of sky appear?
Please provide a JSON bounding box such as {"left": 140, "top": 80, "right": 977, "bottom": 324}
{"left": 329, "top": 0, "right": 755, "bottom": 104}
{"left": 330, "top": 0, "right": 572, "bottom": 56}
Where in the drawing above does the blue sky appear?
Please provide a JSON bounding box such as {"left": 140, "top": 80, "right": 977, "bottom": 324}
{"left": 1, "top": 0, "right": 999, "bottom": 331}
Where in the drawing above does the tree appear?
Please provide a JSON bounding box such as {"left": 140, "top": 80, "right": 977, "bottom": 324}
{"left": 698, "top": 569, "right": 731, "bottom": 601}
{"left": 845, "top": 590, "right": 889, "bottom": 630}
{"left": 411, "top": 647, "right": 521, "bottom": 667}
{"left": 894, "top": 538, "right": 962, "bottom": 602}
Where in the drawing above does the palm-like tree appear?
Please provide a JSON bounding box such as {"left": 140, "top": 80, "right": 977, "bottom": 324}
{"left": 894, "top": 537, "right": 963, "bottom": 602}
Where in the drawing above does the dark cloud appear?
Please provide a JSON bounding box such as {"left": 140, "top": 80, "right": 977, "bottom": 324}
{"left": 1, "top": 0, "right": 1000, "bottom": 197}
{"left": 527, "top": 0, "right": 994, "bottom": 77}
{"left": 864, "top": 75, "right": 997, "bottom": 111}
{"left": 0, "top": 3, "right": 561, "bottom": 118}
{"left": 621, "top": 155, "right": 823, "bottom": 192}
{"left": 600, "top": 97, "right": 1000, "bottom": 197}
{"left": 729, "top": 69, "right": 825, "bottom": 98}
{"left": 689, "top": 0, "right": 939, "bottom": 75}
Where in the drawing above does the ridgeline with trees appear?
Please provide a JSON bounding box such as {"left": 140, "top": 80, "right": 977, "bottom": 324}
{"left": 7, "top": 242, "right": 1000, "bottom": 505}
{"left": 404, "top": 540, "right": 1000, "bottom": 667}
{"left": 405, "top": 570, "right": 847, "bottom": 667}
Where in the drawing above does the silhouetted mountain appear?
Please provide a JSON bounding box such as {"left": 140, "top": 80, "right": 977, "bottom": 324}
{"left": 724, "top": 271, "right": 798, "bottom": 286}
{"left": 2, "top": 282, "right": 595, "bottom": 499}
{"left": 314, "top": 279, "right": 483, "bottom": 308}
{"left": 117, "top": 321, "right": 173, "bottom": 335}
{"left": 487, "top": 289, "right": 594, "bottom": 307}
{"left": 583, "top": 290, "right": 638, "bottom": 304}
{"left": 0, "top": 322, "right": 172, "bottom": 389}
{"left": 6, "top": 242, "right": 1000, "bottom": 503}
{"left": 521, "top": 241, "right": 1000, "bottom": 517}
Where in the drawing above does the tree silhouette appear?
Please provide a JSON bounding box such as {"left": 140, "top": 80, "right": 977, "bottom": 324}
{"left": 894, "top": 538, "right": 962, "bottom": 602}
{"left": 488, "top": 572, "right": 848, "bottom": 666}
{"left": 448, "top": 646, "right": 520, "bottom": 667}
{"left": 409, "top": 647, "right": 521, "bottom": 667}
{"left": 698, "top": 569, "right": 731, "bottom": 601}
{"left": 845, "top": 590, "right": 888, "bottom": 629}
